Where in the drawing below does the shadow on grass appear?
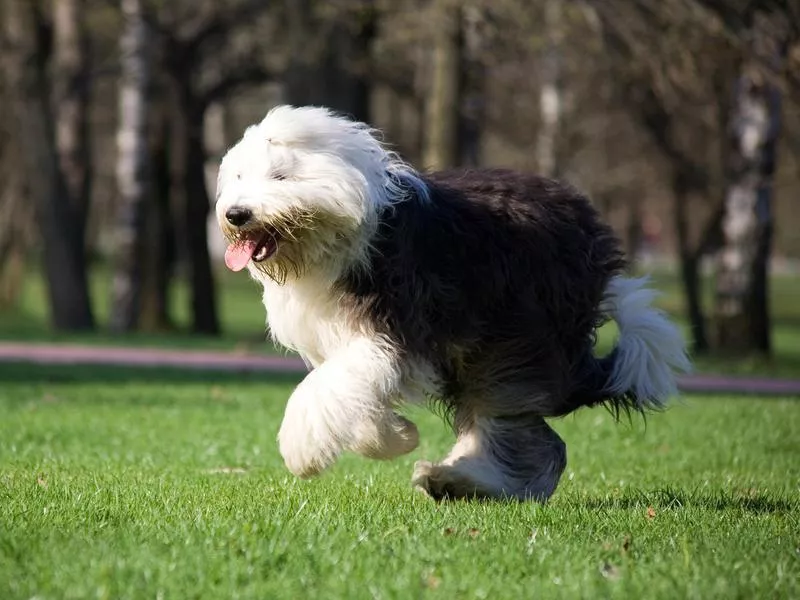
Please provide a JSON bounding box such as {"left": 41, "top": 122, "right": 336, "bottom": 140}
{"left": 581, "top": 487, "right": 797, "bottom": 514}
{"left": 0, "top": 362, "right": 304, "bottom": 386}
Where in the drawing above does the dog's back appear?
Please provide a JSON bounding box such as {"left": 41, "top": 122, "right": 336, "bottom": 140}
{"left": 339, "top": 167, "right": 626, "bottom": 416}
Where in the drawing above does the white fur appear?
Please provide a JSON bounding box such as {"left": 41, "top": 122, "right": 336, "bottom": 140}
{"left": 217, "top": 105, "right": 429, "bottom": 363}
{"left": 601, "top": 276, "right": 692, "bottom": 408}
{"left": 277, "top": 336, "right": 418, "bottom": 478}
{"left": 216, "top": 105, "right": 431, "bottom": 476}
{"left": 216, "top": 105, "right": 428, "bottom": 274}
{"left": 216, "top": 105, "right": 688, "bottom": 489}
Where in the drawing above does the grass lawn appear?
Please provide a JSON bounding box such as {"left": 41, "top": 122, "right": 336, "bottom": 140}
{"left": 1, "top": 363, "right": 798, "bottom": 599}
{"left": 2, "top": 265, "right": 800, "bottom": 378}
{"left": 0, "top": 265, "right": 272, "bottom": 353}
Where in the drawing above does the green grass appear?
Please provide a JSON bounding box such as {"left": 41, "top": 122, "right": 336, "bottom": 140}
{"left": 642, "top": 270, "right": 800, "bottom": 379}
{"left": 3, "top": 264, "right": 800, "bottom": 377}
{"left": 0, "top": 265, "right": 274, "bottom": 353}
{"left": 1, "top": 363, "right": 798, "bottom": 599}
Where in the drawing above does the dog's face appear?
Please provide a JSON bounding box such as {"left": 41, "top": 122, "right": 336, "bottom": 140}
{"left": 215, "top": 105, "right": 406, "bottom": 283}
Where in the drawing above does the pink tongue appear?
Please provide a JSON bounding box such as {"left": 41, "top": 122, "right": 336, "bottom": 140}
{"left": 224, "top": 240, "right": 259, "bottom": 272}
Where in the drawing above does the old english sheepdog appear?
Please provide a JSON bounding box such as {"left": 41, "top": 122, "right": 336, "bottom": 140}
{"left": 215, "top": 105, "right": 691, "bottom": 502}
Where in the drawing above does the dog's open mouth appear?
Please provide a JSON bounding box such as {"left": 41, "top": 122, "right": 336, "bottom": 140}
{"left": 224, "top": 230, "right": 279, "bottom": 272}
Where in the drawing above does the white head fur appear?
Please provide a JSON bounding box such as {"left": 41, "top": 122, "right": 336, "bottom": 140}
{"left": 215, "top": 105, "right": 428, "bottom": 284}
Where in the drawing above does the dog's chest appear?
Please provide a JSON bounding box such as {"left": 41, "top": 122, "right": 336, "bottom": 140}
{"left": 261, "top": 281, "right": 356, "bottom": 367}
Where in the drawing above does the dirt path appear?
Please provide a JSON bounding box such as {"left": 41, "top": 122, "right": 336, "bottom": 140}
{"left": 0, "top": 341, "right": 798, "bottom": 396}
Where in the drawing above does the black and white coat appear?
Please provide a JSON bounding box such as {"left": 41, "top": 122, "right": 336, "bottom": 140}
{"left": 215, "top": 105, "right": 690, "bottom": 501}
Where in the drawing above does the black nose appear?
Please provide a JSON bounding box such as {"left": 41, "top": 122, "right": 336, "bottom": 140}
{"left": 225, "top": 206, "right": 252, "bottom": 227}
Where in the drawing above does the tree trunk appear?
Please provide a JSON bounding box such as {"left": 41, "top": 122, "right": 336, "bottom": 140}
{"left": 458, "top": 5, "right": 484, "bottom": 167}
{"left": 284, "top": 1, "right": 375, "bottom": 123}
{"left": 109, "top": 0, "right": 152, "bottom": 333}
{"left": 53, "top": 0, "right": 91, "bottom": 241}
{"left": 2, "top": 0, "right": 94, "bottom": 330}
{"left": 536, "top": 0, "right": 563, "bottom": 178}
{"left": 173, "top": 89, "right": 219, "bottom": 335}
{"left": 0, "top": 71, "right": 32, "bottom": 308}
{"left": 284, "top": 0, "right": 317, "bottom": 106}
{"left": 0, "top": 178, "right": 31, "bottom": 308}
{"left": 185, "top": 121, "right": 219, "bottom": 335}
{"left": 139, "top": 91, "right": 175, "bottom": 331}
{"left": 625, "top": 194, "right": 642, "bottom": 267}
{"left": 673, "top": 175, "right": 709, "bottom": 353}
{"left": 422, "top": 1, "right": 461, "bottom": 170}
{"left": 713, "top": 11, "right": 787, "bottom": 355}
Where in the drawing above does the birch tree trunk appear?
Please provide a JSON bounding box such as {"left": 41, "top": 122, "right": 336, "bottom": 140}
{"left": 458, "top": 5, "right": 484, "bottom": 167}
{"left": 109, "top": 0, "right": 152, "bottom": 332}
{"left": 422, "top": 1, "right": 461, "bottom": 171}
{"left": 2, "top": 0, "right": 94, "bottom": 330}
{"left": 536, "top": 0, "right": 563, "bottom": 178}
{"left": 713, "top": 11, "right": 787, "bottom": 355}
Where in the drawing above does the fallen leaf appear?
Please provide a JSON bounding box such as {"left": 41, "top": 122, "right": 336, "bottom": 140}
{"left": 442, "top": 527, "right": 455, "bottom": 536}
{"left": 36, "top": 474, "right": 48, "bottom": 488}
{"left": 424, "top": 573, "right": 441, "bottom": 589}
{"left": 467, "top": 528, "right": 480, "bottom": 538}
{"left": 646, "top": 506, "right": 656, "bottom": 519}
{"left": 601, "top": 562, "right": 620, "bottom": 580}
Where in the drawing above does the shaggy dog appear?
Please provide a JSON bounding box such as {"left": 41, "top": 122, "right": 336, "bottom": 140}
{"left": 215, "top": 105, "right": 691, "bottom": 502}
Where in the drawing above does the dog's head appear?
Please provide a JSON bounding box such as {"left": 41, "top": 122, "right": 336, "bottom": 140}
{"left": 215, "top": 105, "right": 427, "bottom": 283}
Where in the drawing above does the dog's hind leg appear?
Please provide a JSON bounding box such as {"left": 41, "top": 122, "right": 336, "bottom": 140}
{"left": 411, "top": 410, "right": 566, "bottom": 502}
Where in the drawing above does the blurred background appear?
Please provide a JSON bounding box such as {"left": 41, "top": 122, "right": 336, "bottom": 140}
{"left": 1, "top": 0, "right": 799, "bottom": 377}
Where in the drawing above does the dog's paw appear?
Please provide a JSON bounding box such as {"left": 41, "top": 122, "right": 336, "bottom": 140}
{"left": 277, "top": 390, "right": 343, "bottom": 479}
{"left": 278, "top": 422, "right": 342, "bottom": 479}
{"left": 411, "top": 460, "right": 489, "bottom": 501}
{"left": 352, "top": 413, "right": 419, "bottom": 460}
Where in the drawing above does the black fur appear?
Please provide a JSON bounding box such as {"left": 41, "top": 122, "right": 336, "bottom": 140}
{"left": 338, "top": 168, "right": 628, "bottom": 420}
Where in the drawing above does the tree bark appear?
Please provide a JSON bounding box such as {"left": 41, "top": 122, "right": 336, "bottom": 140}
{"left": 536, "top": 0, "right": 563, "bottom": 178}
{"left": 172, "top": 88, "right": 219, "bottom": 335}
{"left": 139, "top": 92, "right": 175, "bottom": 332}
{"left": 0, "top": 69, "right": 32, "bottom": 308}
{"left": 713, "top": 10, "right": 787, "bottom": 355}
{"left": 672, "top": 173, "right": 709, "bottom": 352}
{"left": 422, "top": 1, "right": 461, "bottom": 170}
{"left": 284, "top": 1, "right": 375, "bottom": 123}
{"left": 624, "top": 194, "right": 642, "bottom": 267}
{"left": 2, "top": 0, "right": 94, "bottom": 330}
{"left": 155, "top": 9, "right": 276, "bottom": 337}
{"left": 109, "top": 0, "right": 152, "bottom": 333}
{"left": 458, "top": 5, "right": 484, "bottom": 167}
{"left": 53, "top": 0, "right": 91, "bottom": 241}
{"left": 0, "top": 178, "right": 31, "bottom": 308}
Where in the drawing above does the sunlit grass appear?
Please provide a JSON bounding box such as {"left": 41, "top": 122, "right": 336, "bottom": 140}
{"left": 2, "top": 264, "right": 800, "bottom": 377}
{"left": 1, "top": 363, "right": 798, "bottom": 599}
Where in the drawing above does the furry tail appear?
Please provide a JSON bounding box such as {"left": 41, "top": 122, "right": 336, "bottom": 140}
{"left": 596, "top": 276, "right": 691, "bottom": 414}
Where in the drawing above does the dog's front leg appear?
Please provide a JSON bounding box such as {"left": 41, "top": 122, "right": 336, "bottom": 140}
{"left": 277, "top": 337, "right": 418, "bottom": 478}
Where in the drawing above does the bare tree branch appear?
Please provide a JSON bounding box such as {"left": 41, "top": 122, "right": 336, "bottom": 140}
{"left": 181, "top": 0, "right": 272, "bottom": 52}
{"left": 199, "top": 63, "right": 275, "bottom": 108}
